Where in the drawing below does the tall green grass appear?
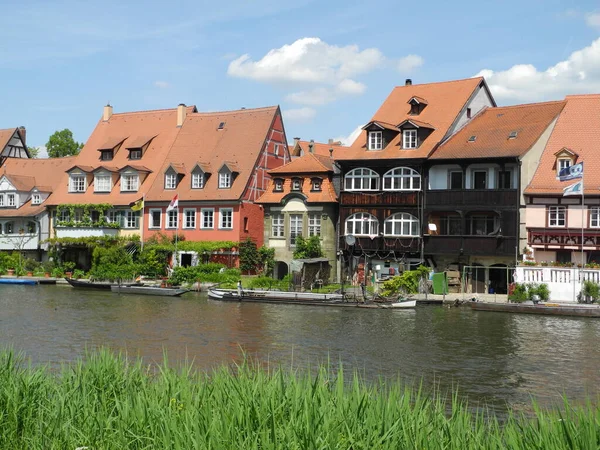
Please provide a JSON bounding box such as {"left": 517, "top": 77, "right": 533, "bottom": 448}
{"left": 0, "top": 349, "right": 598, "bottom": 449}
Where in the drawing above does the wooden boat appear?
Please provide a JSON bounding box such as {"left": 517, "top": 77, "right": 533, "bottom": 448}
{"left": 65, "top": 278, "right": 142, "bottom": 290}
{"left": 208, "top": 288, "right": 344, "bottom": 303}
{"left": 0, "top": 278, "right": 37, "bottom": 285}
{"left": 390, "top": 299, "right": 417, "bottom": 308}
{"left": 469, "top": 301, "right": 600, "bottom": 318}
{"left": 110, "top": 285, "right": 187, "bottom": 297}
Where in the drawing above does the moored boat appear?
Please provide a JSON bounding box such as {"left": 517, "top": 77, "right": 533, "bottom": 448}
{"left": 111, "top": 285, "right": 188, "bottom": 297}
{"left": 65, "top": 278, "right": 143, "bottom": 290}
{"left": 389, "top": 299, "right": 417, "bottom": 308}
{"left": 208, "top": 287, "right": 344, "bottom": 303}
{"left": 469, "top": 301, "right": 600, "bottom": 318}
{"left": 0, "top": 278, "right": 37, "bottom": 285}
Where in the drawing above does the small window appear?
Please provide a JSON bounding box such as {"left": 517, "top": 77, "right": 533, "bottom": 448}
{"left": 165, "top": 173, "right": 177, "bottom": 190}
{"left": 590, "top": 207, "right": 600, "bottom": 228}
{"left": 107, "top": 210, "right": 119, "bottom": 225}
{"left": 219, "top": 208, "right": 233, "bottom": 229}
{"left": 219, "top": 171, "right": 231, "bottom": 189}
{"left": 548, "top": 206, "right": 566, "bottom": 227}
{"left": 7, "top": 194, "right": 16, "bottom": 207}
{"left": 129, "top": 149, "right": 142, "bottom": 160}
{"left": 271, "top": 214, "right": 284, "bottom": 237}
{"left": 449, "top": 171, "right": 463, "bottom": 189}
{"left": 192, "top": 172, "right": 204, "bottom": 189}
{"left": 311, "top": 179, "right": 322, "bottom": 191}
{"left": 402, "top": 129, "right": 417, "bottom": 149}
{"left": 95, "top": 174, "right": 111, "bottom": 192}
{"left": 218, "top": 122, "right": 225, "bottom": 130}
{"left": 498, "top": 170, "right": 512, "bottom": 189}
{"left": 69, "top": 174, "right": 86, "bottom": 193}
{"left": 100, "top": 150, "right": 113, "bottom": 161}
{"left": 201, "top": 209, "right": 214, "bottom": 229}
{"left": 274, "top": 179, "right": 283, "bottom": 192}
{"left": 123, "top": 211, "right": 139, "bottom": 229}
{"left": 274, "top": 143, "right": 280, "bottom": 157}
{"left": 243, "top": 217, "right": 249, "bottom": 232}
{"left": 508, "top": 131, "right": 518, "bottom": 139}
{"left": 183, "top": 209, "right": 196, "bottom": 229}
{"left": 121, "top": 174, "right": 139, "bottom": 192}
{"left": 472, "top": 171, "right": 487, "bottom": 190}
{"left": 558, "top": 159, "right": 572, "bottom": 176}
{"left": 368, "top": 131, "right": 382, "bottom": 150}
{"left": 31, "top": 194, "right": 41, "bottom": 205}
{"left": 149, "top": 209, "right": 162, "bottom": 228}
{"left": 468, "top": 135, "right": 477, "bottom": 143}
{"left": 167, "top": 210, "right": 179, "bottom": 229}
{"left": 410, "top": 103, "right": 419, "bottom": 115}
{"left": 467, "top": 108, "right": 472, "bottom": 119}
{"left": 291, "top": 178, "right": 302, "bottom": 191}
{"left": 308, "top": 213, "right": 321, "bottom": 236}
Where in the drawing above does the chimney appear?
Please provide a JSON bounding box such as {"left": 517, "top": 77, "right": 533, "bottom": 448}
{"left": 405, "top": 79, "right": 412, "bottom": 86}
{"left": 293, "top": 137, "right": 300, "bottom": 147}
{"left": 329, "top": 147, "right": 334, "bottom": 158}
{"left": 177, "top": 103, "right": 187, "bottom": 127}
{"left": 18, "top": 126, "right": 26, "bottom": 146}
{"left": 308, "top": 139, "right": 314, "bottom": 153}
{"left": 103, "top": 104, "right": 113, "bottom": 121}
{"left": 328, "top": 138, "right": 334, "bottom": 145}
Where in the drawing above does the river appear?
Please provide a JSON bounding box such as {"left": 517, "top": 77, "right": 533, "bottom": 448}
{"left": 1, "top": 284, "right": 600, "bottom": 415}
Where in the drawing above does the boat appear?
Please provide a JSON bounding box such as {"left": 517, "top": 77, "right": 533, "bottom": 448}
{"left": 208, "top": 287, "right": 344, "bottom": 303}
{"left": 469, "top": 301, "right": 600, "bottom": 318}
{"left": 0, "top": 278, "right": 37, "bottom": 285}
{"left": 65, "top": 278, "right": 142, "bottom": 290}
{"left": 110, "top": 285, "right": 188, "bottom": 297}
{"left": 389, "top": 299, "right": 417, "bottom": 308}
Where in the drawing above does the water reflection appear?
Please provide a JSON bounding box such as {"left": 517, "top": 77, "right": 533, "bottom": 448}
{"left": 1, "top": 285, "right": 600, "bottom": 414}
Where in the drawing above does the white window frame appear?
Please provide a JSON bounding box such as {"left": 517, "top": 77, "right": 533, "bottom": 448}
{"left": 274, "top": 143, "right": 280, "bottom": 157}
{"left": 121, "top": 173, "right": 139, "bottom": 192}
{"left": 271, "top": 213, "right": 284, "bottom": 237}
{"left": 201, "top": 208, "right": 214, "bottom": 229}
{"left": 274, "top": 179, "right": 283, "bottom": 191}
{"left": 219, "top": 208, "right": 233, "bottom": 229}
{"left": 69, "top": 174, "right": 86, "bottom": 192}
{"left": 149, "top": 209, "right": 162, "bottom": 229}
{"left": 308, "top": 213, "right": 321, "bottom": 237}
{"left": 31, "top": 194, "right": 42, "bottom": 205}
{"left": 165, "top": 172, "right": 177, "bottom": 190}
{"left": 384, "top": 213, "right": 420, "bottom": 237}
{"left": 94, "top": 174, "right": 111, "bottom": 192}
{"left": 289, "top": 214, "right": 303, "bottom": 245}
{"left": 345, "top": 212, "right": 379, "bottom": 236}
{"left": 183, "top": 208, "right": 196, "bottom": 229}
{"left": 548, "top": 206, "right": 566, "bottom": 228}
{"left": 402, "top": 129, "right": 417, "bottom": 149}
{"left": 7, "top": 193, "right": 16, "bottom": 207}
{"left": 166, "top": 210, "right": 179, "bottom": 229}
{"left": 591, "top": 207, "right": 600, "bottom": 228}
{"left": 106, "top": 210, "right": 119, "bottom": 225}
{"left": 368, "top": 131, "right": 383, "bottom": 150}
{"left": 311, "top": 179, "right": 322, "bottom": 191}
{"left": 129, "top": 149, "right": 142, "bottom": 160}
{"left": 382, "top": 167, "right": 421, "bottom": 191}
{"left": 558, "top": 158, "right": 572, "bottom": 176}
{"left": 292, "top": 179, "right": 302, "bottom": 191}
{"left": 344, "top": 167, "right": 380, "bottom": 191}
{"left": 192, "top": 172, "right": 204, "bottom": 189}
{"left": 219, "top": 171, "right": 231, "bottom": 189}
{"left": 0, "top": 194, "right": 5, "bottom": 207}
{"left": 123, "top": 211, "right": 139, "bottom": 229}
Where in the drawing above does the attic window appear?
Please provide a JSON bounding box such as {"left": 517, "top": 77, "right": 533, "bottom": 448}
{"left": 31, "top": 194, "right": 41, "bottom": 205}
{"left": 368, "top": 131, "right": 382, "bottom": 150}
{"left": 467, "top": 108, "right": 472, "bottom": 119}
{"left": 274, "top": 178, "right": 283, "bottom": 192}
{"left": 508, "top": 131, "right": 518, "bottom": 139}
{"left": 129, "top": 149, "right": 142, "bottom": 160}
{"left": 218, "top": 122, "right": 225, "bottom": 130}
{"left": 100, "top": 150, "right": 113, "bottom": 161}
{"left": 165, "top": 173, "right": 177, "bottom": 190}
{"left": 219, "top": 171, "right": 231, "bottom": 188}
{"left": 558, "top": 159, "right": 572, "bottom": 175}
{"left": 291, "top": 178, "right": 302, "bottom": 191}
{"left": 311, "top": 178, "right": 322, "bottom": 192}
{"left": 410, "top": 103, "right": 419, "bottom": 115}
{"left": 468, "top": 135, "right": 477, "bottom": 143}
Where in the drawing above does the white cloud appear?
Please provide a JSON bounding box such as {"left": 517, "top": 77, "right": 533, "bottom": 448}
{"left": 284, "top": 79, "right": 366, "bottom": 106}
{"left": 586, "top": 12, "right": 600, "bottom": 29}
{"left": 283, "top": 107, "right": 317, "bottom": 123}
{"left": 397, "top": 54, "right": 424, "bottom": 73}
{"left": 154, "top": 80, "right": 170, "bottom": 89}
{"left": 333, "top": 124, "right": 363, "bottom": 146}
{"left": 476, "top": 37, "right": 600, "bottom": 102}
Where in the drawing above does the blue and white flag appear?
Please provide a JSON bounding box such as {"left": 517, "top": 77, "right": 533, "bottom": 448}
{"left": 563, "top": 180, "right": 583, "bottom": 196}
{"left": 559, "top": 162, "right": 583, "bottom": 181}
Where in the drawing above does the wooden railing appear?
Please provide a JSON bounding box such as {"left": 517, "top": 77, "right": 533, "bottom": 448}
{"left": 424, "top": 235, "right": 517, "bottom": 256}
{"left": 340, "top": 191, "right": 419, "bottom": 207}
{"left": 426, "top": 189, "right": 518, "bottom": 208}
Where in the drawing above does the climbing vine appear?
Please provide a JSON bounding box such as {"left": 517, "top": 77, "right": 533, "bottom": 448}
{"left": 55, "top": 203, "right": 120, "bottom": 229}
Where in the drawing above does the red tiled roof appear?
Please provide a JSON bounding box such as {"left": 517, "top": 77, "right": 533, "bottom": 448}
{"left": 526, "top": 95, "right": 600, "bottom": 195}
{"left": 338, "top": 77, "right": 486, "bottom": 160}
{"left": 0, "top": 128, "right": 16, "bottom": 151}
{"left": 432, "top": 100, "right": 566, "bottom": 160}
{"left": 268, "top": 152, "right": 333, "bottom": 174}
{"left": 290, "top": 140, "right": 347, "bottom": 157}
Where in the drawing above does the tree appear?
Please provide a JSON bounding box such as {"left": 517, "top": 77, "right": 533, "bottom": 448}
{"left": 27, "top": 146, "right": 40, "bottom": 158}
{"left": 46, "top": 129, "right": 83, "bottom": 158}
{"left": 239, "top": 238, "right": 260, "bottom": 274}
{"left": 293, "top": 235, "right": 323, "bottom": 259}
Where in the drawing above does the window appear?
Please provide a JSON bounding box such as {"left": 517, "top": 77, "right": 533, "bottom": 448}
{"left": 508, "top": 131, "right": 518, "bottom": 139}
{"left": 165, "top": 173, "right": 177, "bottom": 189}
{"left": 106, "top": 210, "right": 119, "bottom": 225}
{"left": 244, "top": 217, "right": 249, "bottom": 232}
{"left": 468, "top": 135, "right": 477, "bottom": 143}
{"left": 219, "top": 171, "right": 231, "bottom": 188}
{"left": 449, "top": 171, "right": 463, "bottom": 189}
{"left": 497, "top": 170, "right": 512, "bottom": 189}
{"left": 271, "top": 214, "right": 284, "bottom": 237}
{"left": 91, "top": 210, "right": 100, "bottom": 223}
{"left": 291, "top": 178, "right": 302, "bottom": 191}
{"left": 73, "top": 209, "right": 83, "bottom": 223}
{"left": 472, "top": 171, "right": 487, "bottom": 189}
{"left": 59, "top": 208, "right": 70, "bottom": 222}
{"left": 308, "top": 213, "right": 321, "bottom": 236}
{"left": 150, "top": 209, "right": 162, "bottom": 228}
{"left": 95, "top": 174, "right": 111, "bottom": 192}
{"left": 558, "top": 159, "right": 572, "bottom": 176}
{"left": 100, "top": 150, "right": 113, "bottom": 161}
{"left": 368, "top": 131, "right": 382, "bottom": 150}
{"left": 69, "top": 174, "right": 86, "bottom": 192}
{"left": 591, "top": 208, "right": 600, "bottom": 228}
{"left": 31, "top": 194, "right": 41, "bottom": 205}
{"left": 219, "top": 208, "right": 233, "bottom": 229}
{"left": 467, "top": 107, "right": 472, "bottom": 119}
{"left": 167, "top": 210, "right": 179, "bottom": 229}
{"left": 201, "top": 209, "right": 214, "bottom": 229}
{"left": 384, "top": 213, "right": 419, "bottom": 237}
{"left": 274, "top": 179, "right": 283, "bottom": 192}
{"left": 311, "top": 179, "right": 322, "bottom": 191}
{"left": 121, "top": 174, "right": 139, "bottom": 192}
{"left": 439, "top": 215, "right": 462, "bottom": 235}
{"left": 129, "top": 149, "right": 142, "bottom": 160}
{"left": 4, "top": 222, "right": 13, "bottom": 234}
{"left": 467, "top": 215, "right": 498, "bottom": 235}
{"left": 123, "top": 211, "right": 139, "bottom": 229}
{"left": 344, "top": 168, "right": 379, "bottom": 191}
{"left": 183, "top": 209, "right": 196, "bottom": 229}
{"left": 548, "top": 206, "right": 566, "bottom": 227}
{"left": 27, "top": 221, "right": 36, "bottom": 233}
{"left": 7, "top": 194, "right": 15, "bottom": 207}
{"left": 274, "top": 143, "right": 280, "bottom": 157}
{"left": 383, "top": 167, "right": 421, "bottom": 191}
{"left": 410, "top": 103, "right": 419, "bottom": 115}
{"left": 0, "top": 195, "right": 4, "bottom": 207}
{"left": 289, "top": 214, "right": 303, "bottom": 245}
{"left": 402, "top": 129, "right": 417, "bottom": 149}
{"left": 556, "top": 250, "right": 571, "bottom": 264}
{"left": 192, "top": 172, "right": 204, "bottom": 189}
{"left": 345, "top": 212, "right": 379, "bottom": 236}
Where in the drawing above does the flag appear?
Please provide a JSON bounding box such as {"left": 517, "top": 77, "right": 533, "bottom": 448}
{"left": 559, "top": 162, "right": 583, "bottom": 181}
{"left": 130, "top": 198, "right": 144, "bottom": 211}
{"left": 166, "top": 194, "right": 179, "bottom": 211}
{"left": 563, "top": 180, "right": 583, "bottom": 196}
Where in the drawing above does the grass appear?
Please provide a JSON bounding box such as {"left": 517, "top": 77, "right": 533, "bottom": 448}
{"left": 0, "top": 349, "right": 599, "bottom": 449}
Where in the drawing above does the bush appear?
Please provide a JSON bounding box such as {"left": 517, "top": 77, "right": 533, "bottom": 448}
{"left": 509, "top": 283, "right": 550, "bottom": 302}
{"left": 580, "top": 280, "right": 600, "bottom": 303}
{"left": 381, "top": 266, "right": 430, "bottom": 297}
{"left": 247, "top": 276, "right": 290, "bottom": 291}
{"left": 169, "top": 264, "right": 238, "bottom": 286}
{"left": 89, "top": 247, "right": 137, "bottom": 281}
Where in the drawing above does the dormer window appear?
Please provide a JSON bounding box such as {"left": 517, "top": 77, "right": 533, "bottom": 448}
{"left": 129, "top": 149, "right": 142, "bottom": 160}
{"left": 558, "top": 159, "right": 571, "bottom": 173}
{"left": 31, "top": 193, "right": 41, "bottom": 205}
{"left": 219, "top": 170, "right": 231, "bottom": 189}
{"left": 273, "top": 178, "right": 284, "bottom": 192}
{"left": 291, "top": 178, "right": 302, "bottom": 191}
{"left": 7, "top": 193, "right": 16, "bottom": 207}
{"left": 69, "top": 174, "right": 86, "bottom": 192}
{"left": 165, "top": 172, "right": 177, "bottom": 190}
{"left": 121, "top": 173, "right": 139, "bottom": 192}
{"left": 408, "top": 96, "right": 427, "bottom": 115}
{"left": 311, "top": 178, "right": 322, "bottom": 192}
{"left": 100, "top": 150, "right": 113, "bottom": 161}
{"left": 94, "top": 173, "right": 111, "bottom": 192}
{"left": 402, "top": 129, "right": 417, "bottom": 149}
{"left": 192, "top": 172, "right": 204, "bottom": 189}
{"left": 368, "top": 131, "right": 382, "bottom": 150}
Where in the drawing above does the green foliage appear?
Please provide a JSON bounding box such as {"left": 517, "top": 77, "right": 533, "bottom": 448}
{"left": 239, "top": 238, "right": 260, "bottom": 273}
{"left": 45, "top": 129, "right": 83, "bottom": 158}
{"left": 145, "top": 233, "right": 235, "bottom": 254}
{"left": 27, "top": 146, "right": 40, "bottom": 158}
{"left": 169, "top": 263, "right": 240, "bottom": 286}
{"left": 41, "top": 260, "right": 56, "bottom": 274}
{"left": 509, "top": 283, "right": 550, "bottom": 302}
{"left": 581, "top": 280, "right": 600, "bottom": 303}
{"left": 0, "top": 252, "right": 21, "bottom": 273}
{"left": 55, "top": 204, "right": 119, "bottom": 229}
{"left": 51, "top": 267, "right": 64, "bottom": 278}
{"left": 73, "top": 269, "right": 85, "bottom": 279}
{"left": 45, "top": 235, "right": 139, "bottom": 248}
{"left": 381, "top": 265, "right": 430, "bottom": 297}
{"left": 137, "top": 248, "right": 166, "bottom": 277}
{"left": 258, "top": 245, "right": 275, "bottom": 275}
{"left": 246, "top": 276, "right": 290, "bottom": 290}
{"left": 89, "top": 246, "right": 137, "bottom": 281}
{"left": 293, "top": 235, "right": 323, "bottom": 259}
{"left": 62, "top": 261, "right": 76, "bottom": 273}
{"left": 22, "top": 258, "right": 40, "bottom": 272}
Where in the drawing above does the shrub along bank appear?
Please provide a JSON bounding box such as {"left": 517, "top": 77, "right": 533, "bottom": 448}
{"left": 0, "top": 349, "right": 598, "bottom": 449}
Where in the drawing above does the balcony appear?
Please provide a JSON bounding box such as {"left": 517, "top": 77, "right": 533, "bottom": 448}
{"left": 340, "top": 191, "right": 419, "bottom": 207}
{"left": 426, "top": 189, "right": 518, "bottom": 209}
{"left": 528, "top": 228, "right": 600, "bottom": 249}
{"left": 54, "top": 227, "right": 119, "bottom": 238}
{"left": 340, "top": 235, "right": 421, "bottom": 253}
{"left": 424, "top": 235, "right": 517, "bottom": 256}
{"left": 0, "top": 233, "right": 39, "bottom": 250}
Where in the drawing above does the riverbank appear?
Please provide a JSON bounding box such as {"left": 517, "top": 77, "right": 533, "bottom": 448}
{"left": 0, "top": 349, "right": 598, "bottom": 449}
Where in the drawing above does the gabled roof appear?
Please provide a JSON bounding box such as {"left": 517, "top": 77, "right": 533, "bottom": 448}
{"left": 164, "top": 163, "right": 185, "bottom": 175}
{"left": 92, "top": 165, "right": 120, "bottom": 173}
{"left": 0, "top": 129, "right": 16, "bottom": 150}
{"left": 256, "top": 176, "right": 337, "bottom": 205}
{"left": 432, "top": 100, "right": 566, "bottom": 160}
{"left": 120, "top": 164, "right": 151, "bottom": 173}
{"left": 361, "top": 121, "right": 399, "bottom": 131}
{"left": 526, "top": 95, "right": 600, "bottom": 195}
{"left": 126, "top": 135, "right": 156, "bottom": 149}
{"left": 553, "top": 147, "right": 578, "bottom": 158}
{"left": 66, "top": 165, "right": 95, "bottom": 173}
{"left": 220, "top": 161, "right": 240, "bottom": 173}
{"left": 397, "top": 118, "right": 435, "bottom": 129}
{"left": 4, "top": 174, "right": 36, "bottom": 191}
{"left": 338, "top": 77, "right": 489, "bottom": 160}
{"left": 408, "top": 96, "right": 428, "bottom": 105}
{"left": 289, "top": 139, "right": 348, "bottom": 157}
{"left": 98, "top": 136, "right": 127, "bottom": 151}
{"left": 268, "top": 152, "right": 333, "bottom": 174}
{"left": 191, "top": 162, "right": 211, "bottom": 173}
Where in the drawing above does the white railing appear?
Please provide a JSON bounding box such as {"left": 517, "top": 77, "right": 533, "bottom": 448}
{"left": 54, "top": 227, "right": 119, "bottom": 238}
{"left": 515, "top": 267, "right": 600, "bottom": 302}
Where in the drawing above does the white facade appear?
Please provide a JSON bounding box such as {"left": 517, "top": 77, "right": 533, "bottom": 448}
{"left": 515, "top": 266, "right": 600, "bottom": 302}
{"left": 447, "top": 85, "right": 495, "bottom": 137}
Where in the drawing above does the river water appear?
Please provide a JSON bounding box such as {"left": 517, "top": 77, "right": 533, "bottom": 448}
{"left": 1, "top": 284, "right": 600, "bottom": 415}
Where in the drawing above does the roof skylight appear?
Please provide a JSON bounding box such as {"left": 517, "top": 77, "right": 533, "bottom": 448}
{"left": 468, "top": 135, "right": 477, "bottom": 142}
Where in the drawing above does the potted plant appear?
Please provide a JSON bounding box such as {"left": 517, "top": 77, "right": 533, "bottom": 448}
{"left": 51, "top": 267, "right": 64, "bottom": 279}
{"left": 42, "top": 260, "right": 55, "bottom": 278}
{"left": 579, "top": 280, "right": 600, "bottom": 304}
{"left": 62, "top": 261, "right": 76, "bottom": 279}
{"left": 6, "top": 268, "right": 15, "bottom": 276}
{"left": 73, "top": 269, "right": 85, "bottom": 280}
{"left": 23, "top": 258, "right": 40, "bottom": 277}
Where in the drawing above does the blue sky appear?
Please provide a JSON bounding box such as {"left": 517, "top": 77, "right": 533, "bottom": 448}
{"left": 2, "top": 0, "right": 600, "bottom": 155}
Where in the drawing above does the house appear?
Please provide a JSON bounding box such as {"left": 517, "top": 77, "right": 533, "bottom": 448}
{"left": 0, "top": 127, "right": 30, "bottom": 166}
{"left": 256, "top": 152, "right": 337, "bottom": 280}
{"left": 0, "top": 156, "right": 75, "bottom": 257}
{"left": 427, "top": 100, "right": 565, "bottom": 293}
{"left": 288, "top": 138, "right": 346, "bottom": 158}
{"left": 525, "top": 94, "right": 600, "bottom": 265}
{"left": 335, "top": 77, "right": 495, "bottom": 282}
{"left": 144, "top": 106, "right": 289, "bottom": 267}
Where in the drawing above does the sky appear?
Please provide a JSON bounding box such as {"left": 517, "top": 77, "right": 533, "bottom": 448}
{"left": 2, "top": 0, "right": 600, "bottom": 156}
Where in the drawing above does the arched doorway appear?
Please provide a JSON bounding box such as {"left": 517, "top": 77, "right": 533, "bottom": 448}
{"left": 489, "top": 263, "right": 508, "bottom": 294}
{"left": 275, "top": 261, "right": 288, "bottom": 280}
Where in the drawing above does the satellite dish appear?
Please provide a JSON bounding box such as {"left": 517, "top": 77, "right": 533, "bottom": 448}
{"left": 345, "top": 235, "right": 356, "bottom": 246}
